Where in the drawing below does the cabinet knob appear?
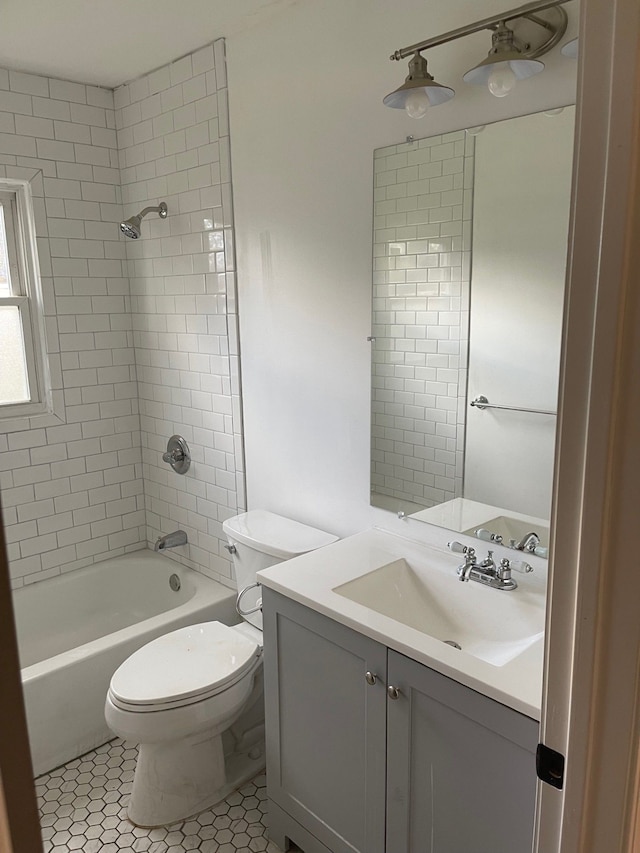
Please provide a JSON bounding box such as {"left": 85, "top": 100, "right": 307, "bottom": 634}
{"left": 387, "top": 685, "right": 401, "bottom": 700}
{"left": 365, "top": 671, "right": 377, "bottom": 685}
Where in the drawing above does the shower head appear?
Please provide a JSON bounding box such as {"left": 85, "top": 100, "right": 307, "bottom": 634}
{"left": 120, "top": 216, "right": 142, "bottom": 239}
{"left": 119, "top": 201, "right": 168, "bottom": 239}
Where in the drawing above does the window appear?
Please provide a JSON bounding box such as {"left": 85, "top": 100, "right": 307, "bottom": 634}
{"left": 0, "top": 185, "right": 49, "bottom": 420}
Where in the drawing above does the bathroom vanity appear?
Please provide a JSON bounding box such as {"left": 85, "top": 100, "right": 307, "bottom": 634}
{"left": 258, "top": 528, "right": 545, "bottom": 853}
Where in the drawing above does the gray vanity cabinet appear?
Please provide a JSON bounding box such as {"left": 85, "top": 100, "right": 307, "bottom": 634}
{"left": 262, "top": 587, "right": 388, "bottom": 853}
{"left": 385, "top": 650, "right": 538, "bottom": 853}
{"left": 263, "top": 588, "right": 538, "bottom": 853}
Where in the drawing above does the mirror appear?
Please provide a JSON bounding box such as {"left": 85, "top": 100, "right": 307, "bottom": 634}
{"left": 370, "top": 107, "right": 575, "bottom": 554}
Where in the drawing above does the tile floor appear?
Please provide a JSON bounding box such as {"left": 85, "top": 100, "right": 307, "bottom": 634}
{"left": 36, "top": 738, "right": 291, "bottom": 852}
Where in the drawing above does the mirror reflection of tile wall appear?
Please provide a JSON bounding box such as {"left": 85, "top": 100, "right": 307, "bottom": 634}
{"left": 371, "top": 131, "right": 474, "bottom": 512}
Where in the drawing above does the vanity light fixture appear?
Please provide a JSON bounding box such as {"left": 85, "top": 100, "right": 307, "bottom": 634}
{"left": 382, "top": 52, "right": 455, "bottom": 118}
{"left": 385, "top": 0, "right": 572, "bottom": 117}
{"left": 462, "top": 21, "right": 544, "bottom": 98}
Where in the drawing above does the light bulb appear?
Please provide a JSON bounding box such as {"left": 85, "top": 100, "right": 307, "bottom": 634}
{"left": 487, "top": 63, "right": 517, "bottom": 98}
{"left": 404, "top": 89, "right": 430, "bottom": 119}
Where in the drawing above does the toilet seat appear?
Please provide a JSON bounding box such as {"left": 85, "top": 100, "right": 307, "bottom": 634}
{"left": 109, "top": 622, "right": 260, "bottom": 713}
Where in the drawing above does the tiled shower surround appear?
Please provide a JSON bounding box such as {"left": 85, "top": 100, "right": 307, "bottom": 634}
{"left": 116, "top": 41, "right": 244, "bottom": 584}
{"left": 371, "top": 130, "right": 473, "bottom": 509}
{"left": 0, "top": 40, "right": 244, "bottom": 590}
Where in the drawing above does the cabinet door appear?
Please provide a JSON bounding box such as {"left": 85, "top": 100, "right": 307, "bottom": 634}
{"left": 386, "top": 650, "right": 538, "bottom": 853}
{"left": 263, "top": 589, "right": 387, "bottom": 853}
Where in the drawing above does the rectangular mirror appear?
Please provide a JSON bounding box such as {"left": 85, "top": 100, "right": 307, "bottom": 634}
{"left": 370, "top": 107, "right": 575, "bottom": 554}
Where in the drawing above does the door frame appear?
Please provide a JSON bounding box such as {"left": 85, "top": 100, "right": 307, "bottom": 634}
{"left": 536, "top": 0, "right": 640, "bottom": 850}
{"left": 0, "top": 508, "right": 42, "bottom": 853}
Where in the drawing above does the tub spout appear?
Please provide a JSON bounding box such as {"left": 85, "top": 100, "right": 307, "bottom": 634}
{"left": 154, "top": 530, "right": 188, "bottom": 552}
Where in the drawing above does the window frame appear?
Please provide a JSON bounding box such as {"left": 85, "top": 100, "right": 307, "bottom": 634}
{"left": 0, "top": 182, "right": 51, "bottom": 421}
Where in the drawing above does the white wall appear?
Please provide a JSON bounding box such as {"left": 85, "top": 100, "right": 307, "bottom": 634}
{"left": 464, "top": 109, "right": 574, "bottom": 519}
{"left": 227, "top": 0, "right": 578, "bottom": 539}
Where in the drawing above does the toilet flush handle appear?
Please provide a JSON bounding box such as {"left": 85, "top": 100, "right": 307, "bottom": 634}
{"left": 236, "top": 582, "right": 263, "bottom": 617}
{"left": 224, "top": 543, "right": 237, "bottom": 555}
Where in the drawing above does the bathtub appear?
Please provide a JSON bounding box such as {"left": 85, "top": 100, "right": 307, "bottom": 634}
{"left": 12, "top": 551, "right": 238, "bottom": 776}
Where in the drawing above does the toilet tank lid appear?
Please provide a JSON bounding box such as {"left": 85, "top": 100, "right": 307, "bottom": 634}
{"left": 222, "top": 510, "right": 338, "bottom": 559}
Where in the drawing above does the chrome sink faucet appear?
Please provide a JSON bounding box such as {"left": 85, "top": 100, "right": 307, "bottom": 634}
{"left": 448, "top": 541, "right": 533, "bottom": 591}
{"left": 512, "top": 531, "right": 540, "bottom": 552}
{"left": 154, "top": 530, "right": 188, "bottom": 552}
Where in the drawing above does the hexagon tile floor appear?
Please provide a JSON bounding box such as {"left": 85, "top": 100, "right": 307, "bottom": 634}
{"left": 36, "top": 737, "right": 293, "bottom": 852}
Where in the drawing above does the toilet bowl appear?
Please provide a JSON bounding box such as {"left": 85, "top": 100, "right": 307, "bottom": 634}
{"left": 105, "top": 620, "right": 262, "bottom": 827}
{"left": 105, "top": 510, "right": 338, "bottom": 827}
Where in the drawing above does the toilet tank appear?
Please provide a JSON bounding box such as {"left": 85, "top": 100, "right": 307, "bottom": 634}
{"left": 222, "top": 510, "right": 338, "bottom": 630}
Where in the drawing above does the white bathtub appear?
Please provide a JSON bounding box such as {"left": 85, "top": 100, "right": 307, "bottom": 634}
{"left": 12, "top": 551, "right": 238, "bottom": 776}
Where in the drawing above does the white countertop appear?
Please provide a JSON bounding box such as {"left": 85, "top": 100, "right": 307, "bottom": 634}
{"left": 258, "top": 527, "right": 546, "bottom": 721}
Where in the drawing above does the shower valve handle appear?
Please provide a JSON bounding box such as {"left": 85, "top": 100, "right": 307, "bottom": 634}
{"left": 162, "top": 435, "right": 190, "bottom": 475}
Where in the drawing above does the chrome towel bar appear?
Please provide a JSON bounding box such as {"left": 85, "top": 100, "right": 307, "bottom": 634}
{"left": 470, "top": 395, "right": 556, "bottom": 416}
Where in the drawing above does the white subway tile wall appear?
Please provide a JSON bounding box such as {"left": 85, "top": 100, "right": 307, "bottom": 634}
{"left": 116, "top": 40, "right": 243, "bottom": 586}
{"left": 0, "top": 70, "right": 146, "bottom": 588}
{"left": 371, "top": 131, "right": 473, "bottom": 509}
{"left": 0, "top": 40, "right": 243, "bottom": 589}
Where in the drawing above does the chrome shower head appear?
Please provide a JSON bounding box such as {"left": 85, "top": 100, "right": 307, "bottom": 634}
{"left": 120, "top": 215, "right": 142, "bottom": 239}
{"left": 119, "top": 201, "right": 168, "bottom": 239}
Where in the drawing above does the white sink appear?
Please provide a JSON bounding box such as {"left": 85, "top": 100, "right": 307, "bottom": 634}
{"left": 259, "top": 527, "right": 547, "bottom": 718}
{"left": 333, "top": 557, "right": 544, "bottom": 667}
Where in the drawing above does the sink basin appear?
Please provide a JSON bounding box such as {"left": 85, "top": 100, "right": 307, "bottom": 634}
{"left": 462, "top": 515, "right": 550, "bottom": 548}
{"left": 333, "top": 558, "right": 544, "bottom": 667}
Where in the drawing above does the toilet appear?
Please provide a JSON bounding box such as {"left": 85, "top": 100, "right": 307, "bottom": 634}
{"left": 104, "top": 510, "right": 338, "bottom": 827}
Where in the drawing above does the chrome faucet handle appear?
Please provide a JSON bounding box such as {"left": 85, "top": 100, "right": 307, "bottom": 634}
{"left": 448, "top": 541, "right": 476, "bottom": 582}
{"left": 497, "top": 557, "right": 512, "bottom": 581}
{"left": 162, "top": 435, "right": 191, "bottom": 475}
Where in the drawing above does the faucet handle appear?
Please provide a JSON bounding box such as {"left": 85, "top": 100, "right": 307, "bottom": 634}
{"left": 162, "top": 435, "right": 191, "bottom": 475}
{"left": 510, "top": 560, "right": 534, "bottom": 574}
{"left": 448, "top": 540, "right": 470, "bottom": 554}
{"left": 475, "top": 528, "right": 503, "bottom": 544}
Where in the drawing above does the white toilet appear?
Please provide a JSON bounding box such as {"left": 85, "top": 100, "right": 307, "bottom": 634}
{"left": 104, "top": 510, "right": 338, "bottom": 827}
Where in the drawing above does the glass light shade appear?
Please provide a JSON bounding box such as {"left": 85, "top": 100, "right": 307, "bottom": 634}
{"left": 561, "top": 37, "right": 578, "bottom": 59}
